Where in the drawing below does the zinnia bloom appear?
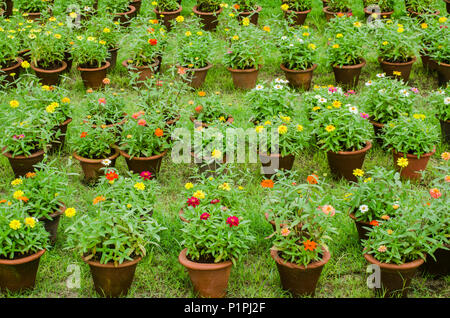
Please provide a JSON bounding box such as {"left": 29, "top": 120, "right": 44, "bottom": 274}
{"left": 210, "top": 199, "right": 220, "bottom": 204}
{"left": 321, "top": 205, "right": 335, "bottom": 216}
{"left": 65, "top": 207, "right": 76, "bottom": 218}
{"left": 24, "top": 217, "right": 36, "bottom": 228}
{"left": 226, "top": 216, "right": 239, "bottom": 227}
{"left": 185, "top": 182, "right": 194, "bottom": 190}
{"left": 187, "top": 196, "right": 200, "bottom": 208}
{"left": 137, "top": 119, "right": 147, "bottom": 126}
{"left": 9, "top": 219, "right": 21, "bottom": 230}
{"left": 140, "top": 171, "right": 153, "bottom": 180}
{"left": 134, "top": 182, "right": 145, "bottom": 191}
{"left": 441, "top": 152, "right": 450, "bottom": 161}
{"left": 353, "top": 169, "right": 364, "bottom": 177}
{"left": 80, "top": 132, "right": 88, "bottom": 138}
{"left": 154, "top": 128, "right": 164, "bottom": 137}
{"left": 429, "top": 188, "right": 442, "bottom": 199}
{"left": 105, "top": 170, "right": 119, "bottom": 182}
{"left": 378, "top": 245, "right": 387, "bottom": 252}
{"left": 370, "top": 220, "right": 379, "bottom": 226}
{"left": 261, "top": 179, "right": 274, "bottom": 188}
{"left": 93, "top": 196, "right": 106, "bottom": 205}
{"left": 148, "top": 38, "right": 157, "bottom": 45}
{"left": 303, "top": 240, "right": 317, "bottom": 251}
{"left": 397, "top": 157, "right": 409, "bottom": 168}
{"left": 307, "top": 174, "right": 318, "bottom": 184}
{"left": 281, "top": 227, "right": 290, "bottom": 236}
{"left": 200, "top": 212, "right": 210, "bottom": 220}
{"left": 98, "top": 98, "right": 106, "bottom": 105}
{"left": 193, "top": 190, "right": 206, "bottom": 199}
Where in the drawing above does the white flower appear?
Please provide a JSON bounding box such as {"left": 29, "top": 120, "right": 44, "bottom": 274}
{"left": 444, "top": 97, "right": 450, "bottom": 105}
{"left": 359, "top": 205, "right": 369, "bottom": 213}
{"left": 314, "top": 95, "right": 322, "bottom": 99}
{"left": 349, "top": 106, "right": 358, "bottom": 114}
{"left": 102, "top": 159, "right": 111, "bottom": 166}
{"left": 255, "top": 84, "right": 264, "bottom": 91}
{"left": 365, "top": 81, "right": 373, "bottom": 86}
{"left": 376, "top": 73, "right": 385, "bottom": 78}
{"left": 399, "top": 89, "right": 409, "bottom": 97}
{"left": 289, "top": 43, "right": 294, "bottom": 47}
{"left": 378, "top": 89, "right": 385, "bottom": 94}
{"left": 297, "top": 38, "right": 304, "bottom": 43}
{"left": 318, "top": 97, "right": 327, "bottom": 103}
{"left": 274, "top": 78, "right": 284, "bottom": 83}
{"left": 281, "top": 36, "right": 288, "bottom": 40}
{"left": 274, "top": 84, "right": 283, "bottom": 90}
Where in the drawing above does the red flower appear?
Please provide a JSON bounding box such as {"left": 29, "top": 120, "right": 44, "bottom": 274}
{"left": 210, "top": 199, "right": 220, "bottom": 204}
{"left": 187, "top": 197, "right": 200, "bottom": 208}
{"left": 105, "top": 170, "right": 118, "bottom": 181}
{"left": 140, "top": 171, "right": 153, "bottom": 180}
{"left": 200, "top": 212, "right": 210, "bottom": 220}
{"left": 226, "top": 216, "right": 239, "bottom": 227}
{"left": 303, "top": 240, "right": 317, "bottom": 251}
{"left": 307, "top": 174, "right": 318, "bottom": 184}
{"left": 370, "top": 220, "right": 379, "bottom": 226}
{"left": 98, "top": 98, "right": 106, "bottom": 105}
{"left": 148, "top": 38, "right": 157, "bottom": 45}
{"left": 137, "top": 119, "right": 147, "bottom": 126}
{"left": 80, "top": 132, "right": 87, "bottom": 138}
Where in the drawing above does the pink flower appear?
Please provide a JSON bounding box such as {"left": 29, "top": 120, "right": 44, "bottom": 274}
{"left": 430, "top": 188, "right": 442, "bottom": 199}
{"left": 328, "top": 87, "right": 337, "bottom": 93}
{"left": 137, "top": 119, "right": 147, "bottom": 126}
{"left": 98, "top": 98, "right": 106, "bottom": 105}
{"left": 360, "top": 112, "right": 369, "bottom": 119}
{"left": 210, "top": 199, "right": 220, "bottom": 204}
{"left": 347, "top": 90, "right": 356, "bottom": 95}
{"left": 200, "top": 212, "right": 210, "bottom": 220}
{"left": 226, "top": 216, "right": 239, "bottom": 227}
{"left": 132, "top": 111, "right": 145, "bottom": 119}
{"left": 140, "top": 171, "right": 153, "bottom": 180}
{"left": 321, "top": 205, "right": 335, "bottom": 216}
{"left": 187, "top": 197, "right": 200, "bottom": 208}
{"left": 411, "top": 87, "right": 419, "bottom": 94}
{"left": 13, "top": 134, "right": 25, "bottom": 140}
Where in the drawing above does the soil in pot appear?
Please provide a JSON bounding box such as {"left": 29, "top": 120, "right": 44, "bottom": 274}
{"left": 280, "top": 63, "right": 317, "bottom": 90}
{"left": 271, "top": 246, "right": 330, "bottom": 297}
{"left": 78, "top": 61, "right": 111, "bottom": 90}
{"left": 122, "top": 59, "right": 160, "bottom": 86}
{"left": 49, "top": 118, "right": 72, "bottom": 153}
{"left": 0, "top": 58, "right": 23, "bottom": 86}
{"left": 392, "top": 149, "right": 435, "bottom": 181}
{"left": 193, "top": 5, "right": 223, "bottom": 31}
{"left": 439, "top": 118, "right": 450, "bottom": 143}
{"left": 284, "top": 8, "right": 311, "bottom": 26}
{"left": 227, "top": 65, "right": 260, "bottom": 90}
{"left": 327, "top": 141, "right": 372, "bottom": 182}
{"left": 73, "top": 147, "right": 120, "bottom": 184}
{"left": 154, "top": 5, "right": 182, "bottom": 31}
{"left": 83, "top": 255, "right": 141, "bottom": 297}
{"left": 120, "top": 149, "right": 167, "bottom": 177}
{"left": 30, "top": 60, "right": 67, "bottom": 86}
{"left": 0, "top": 250, "right": 46, "bottom": 292}
{"left": 130, "top": 0, "right": 142, "bottom": 14}
{"left": 364, "top": 253, "right": 424, "bottom": 298}
{"left": 3, "top": 148, "right": 46, "bottom": 178}
{"left": 259, "top": 153, "right": 295, "bottom": 179}
{"left": 182, "top": 63, "right": 213, "bottom": 89}
{"left": 178, "top": 248, "right": 233, "bottom": 298}
{"left": 378, "top": 57, "right": 416, "bottom": 82}
{"left": 237, "top": 6, "right": 262, "bottom": 25}
{"left": 332, "top": 58, "right": 366, "bottom": 89}
{"left": 349, "top": 212, "right": 374, "bottom": 242}
{"left": 38, "top": 204, "right": 66, "bottom": 245}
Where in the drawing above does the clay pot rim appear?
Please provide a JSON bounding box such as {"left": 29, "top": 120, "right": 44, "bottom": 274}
{"left": 2, "top": 148, "right": 45, "bottom": 160}
{"left": 179, "top": 207, "right": 190, "bottom": 223}
{"left": 259, "top": 152, "right": 295, "bottom": 159}
{"left": 407, "top": 8, "right": 440, "bottom": 16}
{"left": 378, "top": 56, "right": 417, "bottom": 66}
{"left": 153, "top": 5, "right": 182, "bottom": 15}
{"left": 114, "top": 5, "right": 136, "bottom": 17}
{"left": 227, "top": 64, "right": 261, "bottom": 72}
{"left": 77, "top": 61, "right": 111, "bottom": 72}
{"left": 192, "top": 5, "right": 223, "bottom": 15}
{"left": 349, "top": 212, "right": 372, "bottom": 226}
{"left": 363, "top": 7, "right": 394, "bottom": 16}
{"left": 38, "top": 202, "right": 66, "bottom": 221}
{"left": 332, "top": 57, "right": 366, "bottom": 69}
{"left": 364, "top": 253, "right": 424, "bottom": 270}
{"left": 83, "top": 255, "right": 142, "bottom": 268}
{"left": 1, "top": 57, "right": 23, "bottom": 72}
{"left": 329, "top": 141, "right": 372, "bottom": 156}
{"left": 166, "top": 115, "right": 181, "bottom": 125}
{"left": 280, "top": 63, "right": 317, "bottom": 73}
{"left": 119, "top": 149, "right": 168, "bottom": 161}
{"left": 179, "top": 248, "right": 232, "bottom": 270}
{"left": 108, "top": 47, "right": 120, "bottom": 53}
{"left": 60, "top": 117, "right": 73, "bottom": 126}
{"left": 0, "top": 249, "right": 46, "bottom": 265}
{"left": 436, "top": 114, "right": 450, "bottom": 124}
{"left": 270, "top": 245, "right": 331, "bottom": 270}
{"left": 368, "top": 116, "right": 384, "bottom": 128}
{"left": 30, "top": 60, "right": 67, "bottom": 74}
{"left": 237, "top": 5, "right": 262, "bottom": 14}
{"left": 285, "top": 8, "right": 312, "bottom": 14}
{"left": 392, "top": 148, "right": 436, "bottom": 159}
{"left": 183, "top": 62, "right": 213, "bottom": 72}
{"left": 122, "top": 58, "right": 160, "bottom": 70}
{"left": 323, "top": 6, "right": 352, "bottom": 15}
{"left": 190, "top": 114, "right": 234, "bottom": 126}
{"left": 436, "top": 60, "right": 450, "bottom": 67}
{"left": 72, "top": 147, "right": 120, "bottom": 163}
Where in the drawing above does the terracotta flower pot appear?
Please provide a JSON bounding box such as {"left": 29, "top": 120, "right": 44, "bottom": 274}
{"left": 50, "top": 118, "right": 72, "bottom": 153}
{"left": 192, "top": 6, "right": 223, "bottom": 31}
{"left": 349, "top": 212, "right": 374, "bottom": 242}
{"left": 130, "top": 0, "right": 142, "bottom": 14}
{"left": 271, "top": 246, "right": 330, "bottom": 297}
{"left": 438, "top": 118, "right": 450, "bottom": 143}
{"left": 237, "top": 6, "right": 262, "bottom": 25}
{"left": 259, "top": 152, "right": 295, "bottom": 179}
{"left": 0, "top": 250, "right": 46, "bottom": 292}
{"left": 107, "top": 47, "right": 119, "bottom": 72}
{"left": 364, "top": 253, "right": 424, "bottom": 298}
{"left": 368, "top": 117, "right": 384, "bottom": 144}
{"left": 2, "top": 0, "right": 13, "bottom": 17}
{"left": 73, "top": 147, "right": 120, "bottom": 183}
{"left": 0, "top": 58, "right": 23, "bottom": 86}
{"left": 39, "top": 204, "right": 66, "bottom": 245}
{"left": 407, "top": 8, "right": 439, "bottom": 20}
{"left": 446, "top": 0, "right": 450, "bottom": 14}
{"left": 83, "top": 255, "right": 141, "bottom": 297}
{"left": 283, "top": 8, "right": 311, "bottom": 26}
{"left": 182, "top": 62, "right": 213, "bottom": 89}
{"left": 227, "top": 65, "right": 261, "bottom": 90}
{"left": 122, "top": 59, "right": 160, "bottom": 86}
{"left": 332, "top": 58, "right": 366, "bottom": 89}
{"left": 420, "top": 53, "right": 434, "bottom": 73}
{"left": 30, "top": 61, "right": 67, "bottom": 86}
{"left": 120, "top": 149, "right": 167, "bottom": 177}
{"left": 322, "top": 0, "right": 329, "bottom": 7}
{"left": 18, "top": 49, "right": 30, "bottom": 63}
{"left": 178, "top": 248, "right": 233, "bottom": 298}
{"left": 363, "top": 7, "right": 394, "bottom": 19}
{"left": 378, "top": 57, "right": 417, "bottom": 82}
{"left": 323, "top": 6, "right": 352, "bottom": 22}
{"left": 78, "top": 61, "right": 110, "bottom": 90}
{"left": 421, "top": 243, "right": 450, "bottom": 277}
{"left": 327, "top": 141, "right": 372, "bottom": 182}
{"left": 189, "top": 115, "right": 234, "bottom": 128}
{"left": 2, "top": 148, "right": 46, "bottom": 178}
{"left": 64, "top": 51, "right": 73, "bottom": 73}
{"left": 113, "top": 5, "right": 136, "bottom": 27}
{"left": 280, "top": 63, "right": 317, "bottom": 90}
{"left": 166, "top": 115, "right": 180, "bottom": 127}
{"left": 179, "top": 208, "right": 189, "bottom": 223}
{"left": 154, "top": 5, "right": 182, "bottom": 31}
{"left": 392, "top": 149, "right": 435, "bottom": 181}
{"left": 24, "top": 11, "right": 43, "bottom": 22}
{"left": 436, "top": 61, "right": 450, "bottom": 87}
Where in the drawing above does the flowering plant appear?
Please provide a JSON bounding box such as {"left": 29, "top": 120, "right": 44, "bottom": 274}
{"left": 196, "top": 0, "right": 222, "bottom": 12}
{"left": 312, "top": 107, "right": 372, "bottom": 153}
{"left": 233, "top": 0, "right": 259, "bottom": 12}
{"left": 126, "top": 21, "right": 166, "bottom": 67}
{"left": 265, "top": 171, "right": 338, "bottom": 267}
{"left": 361, "top": 76, "right": 416, "bottom": 124}
{"left": 381, "top": 115, "right": 439, "bottom": 157}
{"left": 154, "top": 0, "right": 180, "bottom": 12}
{"left": 405, "top": 0, "right": 438, "bottom": 13}
{"left": 181, "top": 203, "right": 254, "bottom": 265}
{"left": 190, "top": 94, "right": 231, "bottom": 124}
{"left": 0, "top": 201, "right": 49, "bottom": 259}
{"left": 255, "top": 115, "right": 311, "bottom": 157}
{"left": 191, "top": 124, "right": 237, "bottom": 164}
{"left": 281, "top": 0, "right": 312, "bottom": 12}
{"left": 99, "top": 0, "right": 131, "bottom": 14}
{"left": 428, "top": 87, "right": 450, "bottom": 121}
{"left": 65, "top": 171, "right": 165, "bottom": 265}
{"left": 278, "top": 27, "right": 317, "bottom": 70}
{"left": 70, "top": 123, "right": 118, "bottom": 159}
{"left": 119, "top": 112, "right": 171, "bottom": 158}
{"left": 84, "top": 15, "right": 122, "bottom": 50}
{"left": 0, "top": 30, "right": 20, "bottom": 70}
{"left": 326, "top": 0, "right": 351, "bottom": 12}
{"left": 70, "top": 31, "right": 110, "bottom": 68}
{"left": 84, "top": 90, "right": 126, "bottom": 126}
{"left": 247, "top": 79, "right": 296, "bottom": 123}
{"left": 176, "top": 25, "right": 212, "bottom": 69}
{"left": 303, "top": 85, "right": 353, "bottom": 119}
{"left": 15, "top": 0, "right": 51, "bottom": 13}
{"left": 363, "top": 0, "right": 394, "bottom": 12}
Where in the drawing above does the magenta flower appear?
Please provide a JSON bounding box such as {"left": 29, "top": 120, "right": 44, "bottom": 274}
{"left": 187, "top": 197, "right": 200, "bottom": 208}
{"left": 226, "top": 216, "right": 239, "bottom": 227}
{"left": 347, "top": 90, "right": 356, "bottom": 95}
{"left": 12, "top": 134, "right": 25, "bottom": 140}
{"left": 200, "top": 212, "right": 210, "bottom": 220}
{"left": 411, "top": 87, "right": 419, "bottom": 94}
{"left": 210, "top": 199, "right": 220, "bottom": 204}
{"left": 140, "top": 171, "right": 153, "bottom": 180}
{"left": 328, "top": 87, "right": 337, "bottom": 93}
{"left": 360, "top": 112, "right": 369, "bottom": 119}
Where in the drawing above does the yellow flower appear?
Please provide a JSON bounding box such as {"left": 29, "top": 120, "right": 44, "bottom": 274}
{"left": 397, "top": 27, "right": 404, "bottom": 33}
{"left": 242, "top": 17, "right": 250, "bottom": 26}
{"left": 9, "top": 100, "right": 19, "bottom": 108}
{"left": 382, "top": 41, "right": 389, "bottom": 46}
{"left": 302, "top": 32, "right": 309, "bottom": 37}
{"left": 21, "top": 61, "right": 30, "bottom": 68}
{"left": 151, "top": 1, "right": 157, "bottom": 5}
{"left": 134, "top": 182, "right": 145, "bottom": 191}
{"left": 69, "top": 12, "right": 77, "bottom": 19}
{"left": 185, "top": 31, "right": 192, "bottom": 36}
{"left": 312, "top": 106, "right": 321, "bottom": 111}
{"left": 211, "top": 149, "right": 222, "bottom": 159}
{"left": 49, "top": 17, "right": 57, "bottom": 22}
{"left": 25, "top": 217, "right": 36, "bottom": 228}
{"left": 62, "top": 97, "right": 71, "bottom": 104}
{"left": 364, "top": 177, "right": 372, "bottom": 183}
{"left": 393, "top": 71, "right": 402, "bottom": 76}
{"left": 297, "top": 125, "right": 304, "bottom": 132}
{"left": 354, "top": 22, "right": 362, "bottom": 28}
{"left": 46, "top": 103, "right": 57, "bottom": 113}
{"left": 439, "top": 17, "right": 447, "bottom": 23}
{"left": 65, "top": 207, "right": 76, "bottom": 218}
{"left": 263, "top": 26, "right": 271, "bottom": 32}
{"left": 99, "top": 40, "right": 106, "bottom": 45}
{"left": 13, "top": 190, "right": 25, "bottom": 200}
{"left": 281, "top": 4, "right": 289, "bottom": 11}
{"left": 397, "top": 157, "right": 408, "bottom": 168}
{"left": 127, "top": 204, "right": 132, "bottom": 208}
{"left": 54, "top": 33, "right": 61, "bottom": 39}
{"left": 9, "top": 220, "right": 21, "bottom": 230}
{"left": 229, "top": 13, "right": 235, "bottom": 17}
{"left": 193, "top": 190, "right": 206, "bottom": 199}
{"left": 238, "top": 186, "right": 244, "bottom": 190}
{"left": 325, "top": 125, "right": 335, "bottom": 132}
{"left": 421, "top": 23, "right": 428, "bottom": 29}
{"left": 392, "top": 204, "right": 399, "bottom": 210}
{"left": 413, "top": 113, "right": 426, "bottom": 120}
{"left": 332, "top": 44, "right": 339, "bottom": 49}
{"left": 219, "top": 183, "right": 231, "bottom": 191}
{"left": 264, "top": 120, "right": 271, "bottom": 126}
{"left": 176, "top": 16, "right": 184, "bottom": 23}
{"left": 11, "top": 179, "right": 22, "bottom": 186}
{"left": 232, "top": 35, "right": 239, "bottom": 41}
{"left": 255, "top": 125, "right": 264, "bottom": 133}
{"left": 353, "top": 169, "right": 364, "bottom": 177}
{"left": 387, "top": 229, "right": 393, "bottom": 235}
{"left": 278, "top": 125, "right": 288, "bottom": 135}
{"left": 308, "top": 43, "right": 316, "bottom": 50}
{"left": 103, "top": 27, "right": 111, "bottom": 33}
{"left": 332, "top": 100, "right": 341, "bottom": 108}
{"left": 185, "top": 182, "right": 194, "bottom": 190}
{"left": 280, "top": 116, "right": 291, "bottom": 123}
{"left": 336, "top": 33, "right": 343, "bottom": 38}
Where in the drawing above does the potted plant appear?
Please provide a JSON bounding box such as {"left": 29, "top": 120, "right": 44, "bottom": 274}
{"left": 193, "top": 0, "right": 224, "bottom": 31}
{"left": 84, "top": 89, "right": 127, "bottom": 129}
{"left": 1, "top": 0, "right": 13, "bottom": 17}
{"left": 428, "top": 21, "right": 449, "bottom": 86}
{"left": 15, "top": 0, "right": 51, "bottom": 21}
{"left": 418, "top": 15, "right": 447, "bottom": 73}
{"left": 406, "top": 0, "right": 440, "bottom": 17}
{"left": 346, "top": 167, "right": 408, "bottom": 241}
{"left": 179, "top": 203, "right": 254, "bottom": 298}
{"left": 280, "top": 0, "right": 312, "bottom": 26}
{"left": 382, "top": 115, "right": 439, "bottom": 181}
{"left": 312, "top": 107, "right": 373, "bottom": 182}
{"left": 119, "top": 112, "right": 171, "bottom": 177}
{"left": 373, "top": 19, "right": 419, "bottom": 82}
{"left": 278, "top": 28, "right": 318, "bottom": 90}
{"left": 361, "top": 76, "right": 416, "bottom": 142}
{"left": 326, "top": 16, "right": 367, "bottom": 89}
{"left": 0, "top": 201, "right": 49, "bottom": 292}
{"left": 176, "top": 25, "right": 214, "bottom": 89}
{"left": 233, "top": 0, "right": 262, "bottom": 25}
{"left": 363, "top": 0, "right": 395, "bottom": 19}
{"left": 0, "top": 31, "right": 22, "bottom": 86}
{"left": 189, "top": 94, "right": 233, "bottom": 127}
{"left": 152, "top": 0, "right": 182, "bottom": 31}
{"left": 323, "top": 0, "right": 352, "bottom": 22}
{"left": 71, "top": 31, "right": 110, "bottom": 89}
{"left": 65, "top": 170, "right": 165, "bottom": 297}
{"left": 223, "top": 22, "right": 264, "bottom": 90}
{"left": 303, "top": 85, "right": 354, "bottom": 121}
{"left": 71, "top": 123, "right": 120, "bottom": 184}
{"left": 255, "top": 115, "right": 311, "bottom": 179}
{"left": 100, "top": 0, "right": 137, "bottom": 27}
{"left": 429, "top": 87, "right": 450, "bottom": 142}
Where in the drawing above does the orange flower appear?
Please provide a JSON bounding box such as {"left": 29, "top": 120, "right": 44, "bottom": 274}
{"left": 233, "top": 4, "right": 240, "bottom": 10}
{"left": 261, "top": 179, "right": 274, "bottom": 188}
{"left": 93, "top": 196, "right": 106, "bottom": 205}
{"left": 155, "top": 128, "right": 164, "bottom": 137}
{"left": 18, "top": 196, "right": 29, "bottom": 202}
{"left": 307, "top": 174, "right": 318, "bottom": 184}
{"left": 25, "top": 172, "right": 36, "bottom": 178}
{"left": 430, "top": 188, "right": 442, "bottom": 199}
{"left": 303, "top": 240, "right": 317, "bottom": 251}
{"left": 80, "top": 132, "right": 87, "bottom": 138}
{"left": 178, "top": 67, "right": 186, "bottom": 75}
{"left": 198, "top": 91, "right": 206, "bottom": 97}
{"left": 102, "top": 78, "right": 110, "bottom": 85}
{"left": 0, "top": 199, "right": 7, "bottom": 204}
{"left": 381, "top": 215, "right": 390, "bottom": 220}
{"left": 370, "top": 220, "right": 379, "bottom": 226}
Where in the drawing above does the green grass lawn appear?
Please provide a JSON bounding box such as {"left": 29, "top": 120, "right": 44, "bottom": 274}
{"left": 0, "top": 0, "right": 449, "bottom": 298}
